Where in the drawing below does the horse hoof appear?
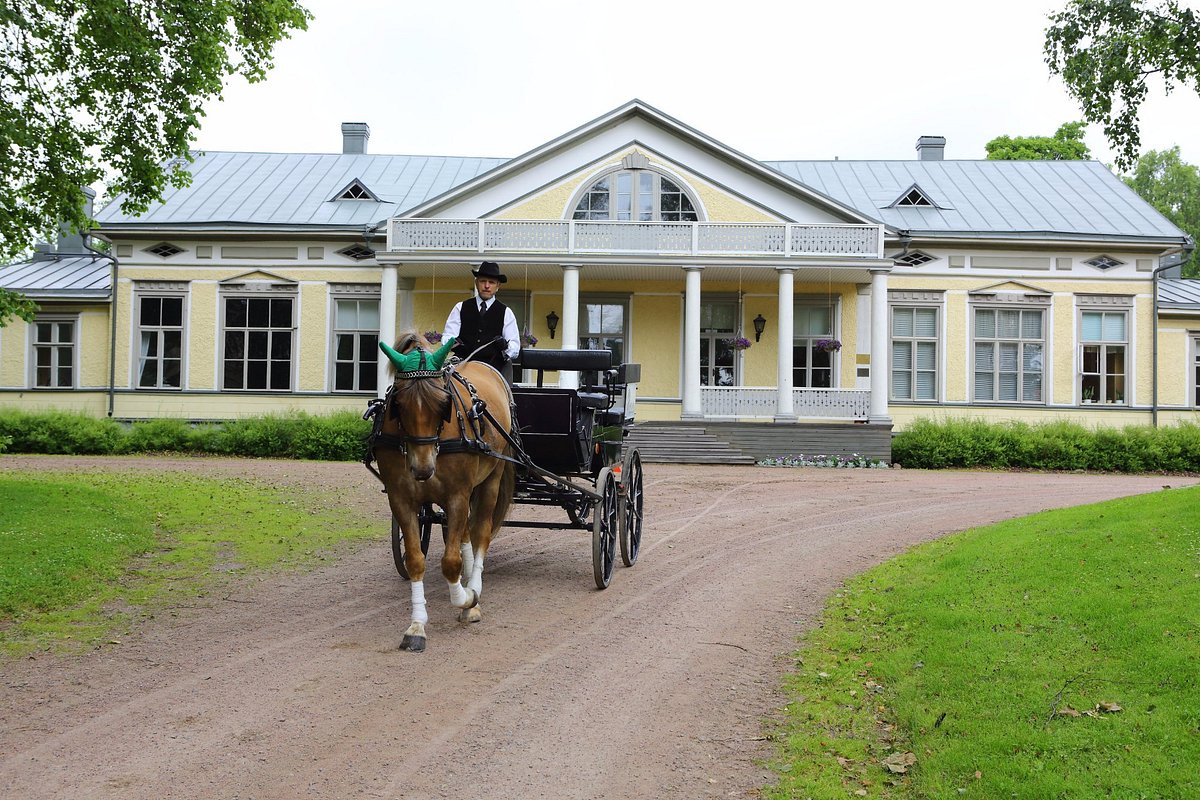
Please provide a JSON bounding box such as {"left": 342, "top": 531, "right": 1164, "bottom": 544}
{"left": 458, "top": 606, "right": 482, "bottom": 624}
{"left": 399, "top": 634, "right": 426, "bottom": 652}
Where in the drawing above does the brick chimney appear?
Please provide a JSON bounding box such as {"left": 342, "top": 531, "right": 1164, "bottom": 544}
{"left": 915, "top": 135, "right": 946, "bottom": 161}
{"left": 341, "top": 122, "right": 370, "bottom": 154}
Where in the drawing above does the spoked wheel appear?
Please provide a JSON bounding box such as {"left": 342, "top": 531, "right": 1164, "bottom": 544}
{"left": 592, "top": 467, "right": 619, "bottom": 589}
{"left": 619, "top": 448, "right": 644, "bottom": 567}
{"left": 391, "top": 503, "right": 443, "bottom": 579}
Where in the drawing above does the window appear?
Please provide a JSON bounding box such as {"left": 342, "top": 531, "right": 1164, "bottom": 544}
{"left": 1194, "top": 336, "right": 1200, "bottom": 408}
{"left": 1084, "top": 255, "right": 1124, "bottom": 270}
{"left": 31, "top": 317, "right": 76, "bottom": 388}
{"left": 700, "top": 301, "right": 737, "bottom": 387}
{"left": 793, "top": 304, "right": 835, "bottom": 389}
{"left": 136, "top": 295, "right": 184, "bottom": 389}
{"left": 894, "top": 251, "right": 935, "bottom": 267}
{"left": 332, "top": 298, "right": 378, "bottom": 392}
{"left": 891, "top": 185, "right": 936, "bottom": 207}
{"left": 222, "top": 295, "right": 294, "bottom": 391}
{"left": 578, "top": 297, "right": 628, "bottom": 386}
{"left": 572, "top": 171, "right": 698, "bottom": 222}
{"left": 891, "top": 306, "right": 938, "bottom": 401}
{"left": 973, "top": 307, "right": 1045, "bottom": 403}
{"left": 1080, "top": 310, "right": 1126, "bottom": 404}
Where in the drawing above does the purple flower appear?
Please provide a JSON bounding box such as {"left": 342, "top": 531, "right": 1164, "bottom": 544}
{"left": 423, "top": 330, "right": 443, "bottom": 344}
{"left": 722, "top": 336, "right": 753, "bottom": 350}
{"left": 815, "top": 338, "right": 842, "bottom": 352}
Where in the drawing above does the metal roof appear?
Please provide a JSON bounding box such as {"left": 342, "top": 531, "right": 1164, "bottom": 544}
{"left": 0, "top": 254, "right": 112, "bottom": 299}
{"left": 765, "top": 159, "right": 1185, "bottom": 241}
{"left": 94, "top": 152, "right": 508, "bottom": 229}
{"left": 1158, "top": 278, "right": 1200, "bottom": 311}
{"left": 92, "top": 146, "right": 1186, "bottom": 245}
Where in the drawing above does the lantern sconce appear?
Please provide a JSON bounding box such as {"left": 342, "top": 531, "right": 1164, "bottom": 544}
{"left": 546, "top": 310, "right": 560, "bottom": 340}
{"left": 752, "top": 313, "right": 767, "bottom": 342}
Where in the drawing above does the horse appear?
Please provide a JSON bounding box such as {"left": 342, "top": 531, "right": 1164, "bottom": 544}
{"left": 369, "top": 331, "right": 516, "bottom": 652}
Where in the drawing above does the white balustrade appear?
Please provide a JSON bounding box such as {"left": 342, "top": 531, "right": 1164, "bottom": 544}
{"left": 700, "top": 386, "right": 870, "bottom": 419}
{"left": 388, "top": 219, "right": 882, "bottom": 258}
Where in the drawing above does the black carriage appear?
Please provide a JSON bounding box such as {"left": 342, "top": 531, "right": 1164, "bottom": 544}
{"left": 388, "top": 347, "right": 644, "bottom": 589}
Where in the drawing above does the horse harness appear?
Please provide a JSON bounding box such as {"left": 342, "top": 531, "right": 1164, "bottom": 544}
{"left": 362, "top": 363, "right": 524, "bottom": 483}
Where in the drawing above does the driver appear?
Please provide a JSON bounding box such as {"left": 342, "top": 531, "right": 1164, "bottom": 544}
{"left": 442, "top": 261, "right": 521, "bottom": 383}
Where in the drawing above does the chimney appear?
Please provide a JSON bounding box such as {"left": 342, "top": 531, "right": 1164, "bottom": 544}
{"left": 341, "top": 122, "right": 370, "bottom": 154}
{"left": 916, "top": 135, "right": 946, "bottom": 161}
{"left": 55, "top": 186, "right": 96, "bottom": 254}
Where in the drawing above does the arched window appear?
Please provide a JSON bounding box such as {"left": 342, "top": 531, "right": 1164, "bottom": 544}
{"left": 572, "top": 170, "right": 699, "bottom": 222}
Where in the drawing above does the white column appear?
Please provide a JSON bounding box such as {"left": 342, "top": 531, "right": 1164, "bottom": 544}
{"left": 681, "top": 266, "right": 703, "bottom": 419}
{"left": 774, "top": 268, "right": 797, "bottom": 420}
{"left": 397, "top": 276, "right": 415, "bottom": 332}
{"left": 560, "top": 264, "right": 581, "bottom": 390}
{"left": 869, "top": 268, "right": 891, "bottom": 423}
{"left": 377, "top": 265, "right": 399, "bottom": 397}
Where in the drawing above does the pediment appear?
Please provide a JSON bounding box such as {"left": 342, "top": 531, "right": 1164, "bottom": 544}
{"left": 395, "top": 100, "right": 881, "bottom": 227}
{"left": 219, "top": 270, "right": 297, "bottom": 286}
{"left": 969, "top": 280, "right": 1051, "bottom": 297}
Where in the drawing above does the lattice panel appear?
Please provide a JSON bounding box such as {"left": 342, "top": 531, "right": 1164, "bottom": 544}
{"left": 483, "top": 222, "right": 570, "bottom": 251}
{"left": 389, "top": 220, "right": 478, "bottom": 250}
{"left": 700, "top": 387, "right": 870, "bottom": 418}
{"left": 573, "top": 222, "right": 692, "bottom": 253}
{"left": 698, "top": 225, "right": 786, "bottom": 254}
{"left": 789, "top": 225, "right": 880, "bottom": 256}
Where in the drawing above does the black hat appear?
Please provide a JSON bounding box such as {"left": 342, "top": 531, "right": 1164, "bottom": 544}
{"left": 471, "top": 261, "right": 507, "bottom": 283}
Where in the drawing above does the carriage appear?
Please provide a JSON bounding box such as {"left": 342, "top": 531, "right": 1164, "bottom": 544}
{"left": 375, "top": 345, "right": 644, "bottom": 591}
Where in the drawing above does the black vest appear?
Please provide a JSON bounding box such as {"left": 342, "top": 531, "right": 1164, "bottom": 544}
{"left": 453, "top": 299, "right": 508, "bottom": 368}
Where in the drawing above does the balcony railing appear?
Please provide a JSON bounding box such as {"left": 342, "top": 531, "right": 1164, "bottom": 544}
{"left": 700, "top": 386, "right": 871, "bottom": 419}
{"left": 388, "top": 219, "right": 884, "bottom": 259}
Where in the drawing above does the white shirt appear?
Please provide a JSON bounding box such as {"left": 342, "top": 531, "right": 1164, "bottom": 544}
{"left": 442, "top": 295, "right": 521, "bottom": 361}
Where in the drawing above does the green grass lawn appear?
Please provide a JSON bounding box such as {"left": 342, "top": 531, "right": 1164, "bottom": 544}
{"left": 768, "top": 485, "right": 1200, "bottom": 800}
{"left": 0, "top": 470, "right": 382, "bottom": 657}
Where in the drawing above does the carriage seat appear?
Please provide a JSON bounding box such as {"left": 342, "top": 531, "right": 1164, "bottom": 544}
{"left": 576, "top": 391, "right": 610, "bottom": 409}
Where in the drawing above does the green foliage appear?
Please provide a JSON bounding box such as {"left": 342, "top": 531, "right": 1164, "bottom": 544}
{"left": 893, "top": 417, "right": 1200, "bottom": 472}
{"left": 0, "top": 1, "right": 311, "bottom": 260}
{"left": 1045, "top": 0, "right": 1200, "bottom": 171}
{"left": 0, "top": 409, "right": 372, "bottom": 460}
{"left": 0, "top": 286, "right": 38, "bottom": 327}
{"left": 1122, "top": 147, "right": 1200, "bottom": 277}
{"left": 985, "top": 121, "right": 1091, "bottom": 160}
{"left": 769, "top": 487, "right": 1200, "bottom": 798}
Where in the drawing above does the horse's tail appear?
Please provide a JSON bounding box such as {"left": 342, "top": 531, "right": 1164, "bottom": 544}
{"left": 492, "top": 458, "right": 516, "bottom": 532}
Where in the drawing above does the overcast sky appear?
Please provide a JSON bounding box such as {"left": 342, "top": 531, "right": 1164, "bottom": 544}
{"left": 194, "top": 0, "right": 1199, "bottom": 169}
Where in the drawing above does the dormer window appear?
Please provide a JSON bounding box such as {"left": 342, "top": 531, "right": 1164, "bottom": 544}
{"left": 331, "top": 179, "right": 379, "bottom": 201}
{"left": 572, "top": 168, "right": 699, "bottom": 222}
{"left": 1084, "top": 255, "right": 1124, "bottom": 270}
{"left": 891, "top": 184, "right": 936, "bottom": 208}
{"left": 894, "top": 251, "right": 936, "bottom": 267}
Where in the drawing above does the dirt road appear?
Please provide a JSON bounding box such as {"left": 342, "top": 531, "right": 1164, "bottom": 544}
{"left": 1, "top": 457, "right": 1192, "bottom": 799}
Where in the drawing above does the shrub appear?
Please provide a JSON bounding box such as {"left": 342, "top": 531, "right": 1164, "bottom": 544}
{"left": 122, "top": 418, "right": 205, "bottom": 454}
{"left": 0, "top": 409, "right": 125, "bottom": 454}
{"left": 893, "top": 418, "right": 1200, "bottom": 473}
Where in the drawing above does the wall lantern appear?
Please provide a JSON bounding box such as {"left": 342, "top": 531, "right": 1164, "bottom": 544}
{"left": 546, "top": 310, "right": 560, "bottom": 340}
{"left": 752, "top": 313, "right": 767, "bottom": 342}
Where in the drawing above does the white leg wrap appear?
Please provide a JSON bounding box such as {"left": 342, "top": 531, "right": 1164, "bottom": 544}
{"left": 410, "top": 580, "right": 428, "bottom": 625}
{"left": 467, "top": 554, "right": 484, "bottom": 597}
{"left": 459, "top": 541, "right": 474, "bottom": 584}
{"left": 447, "top": 580, "right": 473, "bottom": 608}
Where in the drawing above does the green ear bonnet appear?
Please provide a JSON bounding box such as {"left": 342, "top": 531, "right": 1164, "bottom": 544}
{"left": 379, "top": 337, "right": 456, "bottom": 375}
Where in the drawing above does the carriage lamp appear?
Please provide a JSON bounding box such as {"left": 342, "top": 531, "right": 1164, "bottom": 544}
{"left": 546, "top": 310, "right": 560, "bottom": 340}
{"left": 752, "top": 313, "right": 767, "bottom": 342}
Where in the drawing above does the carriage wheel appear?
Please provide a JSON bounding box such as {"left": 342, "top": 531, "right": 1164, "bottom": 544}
{"left": 591, "top": 467, "right": 619, "bottom": 589}
{"left": 619, "top": 448, "right": 644, "bottom": 567}
{"left": 390, "top": 504, "right": 438, "bottom": 579}
{"left": 567, "top": 495, "right": 592, "bottom": 527}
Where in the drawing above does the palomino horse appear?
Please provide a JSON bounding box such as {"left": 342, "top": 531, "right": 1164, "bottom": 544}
{"left": 370, "top": 332, "right": 516, "bottom": 652}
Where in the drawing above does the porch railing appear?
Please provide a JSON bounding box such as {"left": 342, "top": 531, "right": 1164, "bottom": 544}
{"left": 700, "top": 386, "right": 871, "bottom": 419}
{"left": 388, "top": 219, "right": 884, "bottom": 259}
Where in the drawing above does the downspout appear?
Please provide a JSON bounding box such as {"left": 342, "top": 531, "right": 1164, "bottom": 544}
{"left": 82, "top": 235, "right": 119, "bottom": 417}
{"left": 1152, "top": 238, "right": 1195, "bottom": 428}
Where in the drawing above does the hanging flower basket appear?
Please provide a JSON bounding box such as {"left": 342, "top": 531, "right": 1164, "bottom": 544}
{"left": 815, "top": 338, "right": 842, "bottom": 353}
{"left": 722, "top": 336, "right": 753, "bottom": 351}
{"left": 423, "top": 330, "right": 443, "bottom": 344}
{"left": 521, "top": 331, "right": 538, "bottom": 348}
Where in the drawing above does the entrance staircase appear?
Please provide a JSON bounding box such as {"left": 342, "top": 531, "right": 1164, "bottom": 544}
{"left": 622, "top": 424, "right": 757, "bottom": 465}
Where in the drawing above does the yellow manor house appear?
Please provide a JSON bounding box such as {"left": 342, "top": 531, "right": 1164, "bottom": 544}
{"left": 2, "top": 100, "right": 1198, "bottom": 462}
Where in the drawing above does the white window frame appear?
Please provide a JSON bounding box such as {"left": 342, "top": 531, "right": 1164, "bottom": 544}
{"left": 889, "top": 302, "right": 940, "bottom": 402}
{"left": 329, "top": 292, "right": 379, "bottom": 394}
{"left": 219, "top": 288, "right": 297, "bottom": 392}
{"left": 1077, "top": 299, "right": 1131, "bottom": 406}
{"left": 970, "top": 302, "right": 1048, "bottom": 405}
{"left": 700, "top": 296, "right": 739, "bottom": 387}
{"left": 792, "top": 300, "right": 839, "bottom": 389}
{"left": 569, "top": 167, "right": 701, "bottom": 222}
{"left": 1191, "top": 334, "right": 1200, "bottom": 408}
{"left": 133, "top": 289, "right": 187, "bottom": 390}
{"left": 29, "top": 315, "right": 78, "bottom": 389}
{"left": 578, "top": 294, "right": 630, "bottom": 386}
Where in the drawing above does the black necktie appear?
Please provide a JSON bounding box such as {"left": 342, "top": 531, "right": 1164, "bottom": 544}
{"left": 479, "top": 301, "right": 488, "bottom": 314}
